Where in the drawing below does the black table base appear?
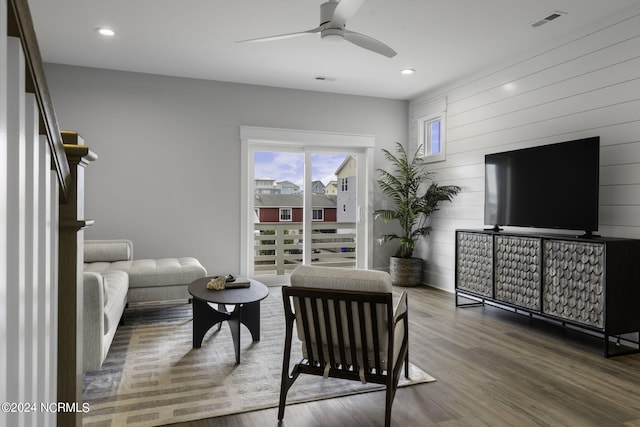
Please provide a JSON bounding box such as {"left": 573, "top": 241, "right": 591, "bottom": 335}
{"left": 192, "top": 299, "right": 261, "bottom": 364}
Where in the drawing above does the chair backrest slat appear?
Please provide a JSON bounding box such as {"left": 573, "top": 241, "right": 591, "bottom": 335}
{"left": 370, "top": 302, "right": 382, "bottom": 373}
{"left": 309, "top": 296, "right": 325, "bottom": 366}
{"left": 321, "top": 298, "right": 337, "bottom": 367}
{"left": 297, "top": 297, "right": 316, "bottom": 364}
{"left": 357, "top": 301, "right": 370, "bottom": 372}
{"left": 333, "top": 299, "right": 348, "bottom": 367}
{"left": 345, "top": 298, "right": 360, "bottom": 369}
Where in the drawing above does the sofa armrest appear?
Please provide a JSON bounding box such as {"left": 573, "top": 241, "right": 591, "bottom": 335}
{"left": 84, "top": 239, "right": 133, "bottom": 263}
{"left": 83, "top": 272, "right": 105, "bottom": 372}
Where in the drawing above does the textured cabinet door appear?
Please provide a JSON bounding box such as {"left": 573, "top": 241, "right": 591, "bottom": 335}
{"left": 495, "top": 235, "right": 542, "bottom": 310}
{"left": 542, "top": 240, "right": 605, "bottom": 328}
{"left": 456, "top": 232, "right": 493, "bottom": 297}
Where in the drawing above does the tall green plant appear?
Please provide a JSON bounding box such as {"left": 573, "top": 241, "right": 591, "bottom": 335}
{"left": 374, "top": 142, "right": 460, "bottom": 259}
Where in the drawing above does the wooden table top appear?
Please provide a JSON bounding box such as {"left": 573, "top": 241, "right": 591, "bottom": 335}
{"left": 188, "top": 277, "right": 269, "bottom": 305}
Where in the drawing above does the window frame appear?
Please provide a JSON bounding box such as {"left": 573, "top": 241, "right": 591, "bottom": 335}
{"left": 312, "top": 208, "right": 324, "bottom": 221}
{"left": 419, "top": 113, "right": 446, "bottom": 163}
{"left": 279, "top": 208, "right": 292, "bottom": 222}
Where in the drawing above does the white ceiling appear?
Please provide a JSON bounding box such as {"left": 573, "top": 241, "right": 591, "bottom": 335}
{"left": 28, "top": 0, "right": 640, "bottom": 100}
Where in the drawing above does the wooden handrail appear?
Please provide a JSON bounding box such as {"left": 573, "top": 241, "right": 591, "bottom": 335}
{"left": 7, "top": 0, "right": 70, "bottom": 201}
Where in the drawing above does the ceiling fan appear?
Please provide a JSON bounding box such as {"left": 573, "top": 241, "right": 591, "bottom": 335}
{"left": 238, "top": 0, "right": 397, "bottom": 58}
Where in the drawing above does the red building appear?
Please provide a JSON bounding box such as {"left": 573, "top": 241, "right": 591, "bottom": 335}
{"left": 254, "top": 194, "right": 337, "bottom": 222}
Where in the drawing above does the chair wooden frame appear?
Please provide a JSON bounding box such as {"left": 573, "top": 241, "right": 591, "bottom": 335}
{"left": 278, "top": 286, "right": 409, "bottom": 427}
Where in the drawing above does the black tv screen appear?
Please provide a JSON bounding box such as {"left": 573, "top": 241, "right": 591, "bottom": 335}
{"left": 484, "top": 137, "right": 600, "bottom": 233}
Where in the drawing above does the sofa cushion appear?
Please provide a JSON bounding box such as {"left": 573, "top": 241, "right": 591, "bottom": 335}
{"left": 84, "top": 239, "right": 133, "bottom": 263}
{"left": 125, "top": 258, "right": 207, "bottom": 288}
{"left": 85, "top": 257, "right": 206, "bottom": 289}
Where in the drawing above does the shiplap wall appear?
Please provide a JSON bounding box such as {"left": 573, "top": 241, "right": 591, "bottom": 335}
{"left": 409, "top": 5, "right": 640, "bottom": 292}
{"left": 2, "top": 9, "right": 59, "bottom": 427}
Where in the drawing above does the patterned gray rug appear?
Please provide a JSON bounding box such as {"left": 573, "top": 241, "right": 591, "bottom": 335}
{"left": 83, "top": 286, "right": 435, "bottom": 426}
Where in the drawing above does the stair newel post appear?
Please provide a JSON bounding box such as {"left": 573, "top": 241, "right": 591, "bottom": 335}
{"left": 57, "top": 131, "right": 96, "bottom": 427}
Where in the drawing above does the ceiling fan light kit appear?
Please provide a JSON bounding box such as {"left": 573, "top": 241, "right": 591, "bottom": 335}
{"left": 238, "top": 0, "right": 396, "bottom": 58}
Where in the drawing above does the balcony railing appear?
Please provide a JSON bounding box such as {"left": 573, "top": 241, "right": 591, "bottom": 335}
{"left": 254, "top": 222, "right": 356, "bottom": 275}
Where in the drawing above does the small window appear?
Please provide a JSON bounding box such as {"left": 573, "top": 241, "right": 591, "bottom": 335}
{"left": 419, "top": 114, "right": 446, "bottom": 163}
{"left": 280, "top": 208, "right": 292, "bottom": 221}
{"left": 312, "top": 209, "right": 323, "bottom": 221}
{"left": 341, "top": 177, "right": 348, "bottom": 191}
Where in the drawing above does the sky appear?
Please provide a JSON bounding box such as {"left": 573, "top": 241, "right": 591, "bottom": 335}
{"left": 254, "top": 152, "right": 351, "bottom": 188}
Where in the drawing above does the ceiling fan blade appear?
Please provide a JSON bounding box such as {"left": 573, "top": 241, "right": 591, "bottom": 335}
{"left": 344, "top": 30, "right": 397, "bottom": 58}
{"left": 237, "top": 27, "right": 321, "bottom": 43}
{"left": 330, "top": 0, "right": 365, "bottom": 27}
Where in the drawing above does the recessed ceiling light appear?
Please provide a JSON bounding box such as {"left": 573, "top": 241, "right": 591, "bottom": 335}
{"left": 401, "top": 69, "right": 415, "bottom": 75}
{"left": 96, "top": 27, "right": 115, "bottom": 37}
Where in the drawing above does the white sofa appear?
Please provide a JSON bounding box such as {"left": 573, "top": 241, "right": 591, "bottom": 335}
{"left": 82, "top": 239, "right": 207, "bottom": 371}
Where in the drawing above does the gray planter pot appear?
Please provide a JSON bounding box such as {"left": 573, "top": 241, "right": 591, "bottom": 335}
{"left": 389, "top": 257, "right": 423, "bottom": 287}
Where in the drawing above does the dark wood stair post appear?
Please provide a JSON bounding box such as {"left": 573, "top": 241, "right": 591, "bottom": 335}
{"left": 57, "top": 132, "right": 96, "bottom": 427}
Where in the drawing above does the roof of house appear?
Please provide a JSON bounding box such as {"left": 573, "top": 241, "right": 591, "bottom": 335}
{"left": 254, "top": 194, "right": 337, "bottom": 208}
{"left": 335, "top": 155, "right": 355, "bottom": 175}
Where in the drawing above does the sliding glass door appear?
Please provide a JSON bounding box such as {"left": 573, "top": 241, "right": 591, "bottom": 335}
{"left": 240, "top": 127, "right": 374, "bottom": 283}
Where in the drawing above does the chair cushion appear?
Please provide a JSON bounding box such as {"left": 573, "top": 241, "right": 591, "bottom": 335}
{"left": 290, "top": 265, "right": 392, "bottom": 293}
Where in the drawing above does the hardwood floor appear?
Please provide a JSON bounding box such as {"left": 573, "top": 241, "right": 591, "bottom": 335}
{"left": 167, "top": 286, "right": 640, "bottom": 427}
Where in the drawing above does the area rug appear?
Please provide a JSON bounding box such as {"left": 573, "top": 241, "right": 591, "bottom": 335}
{"left": 83, "top": 286, "right": 435, "bottom": 426}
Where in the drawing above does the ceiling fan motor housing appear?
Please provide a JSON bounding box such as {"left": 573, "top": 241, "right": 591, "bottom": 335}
{"left": 321, "top": 1, "right": 344, "bottom": 42}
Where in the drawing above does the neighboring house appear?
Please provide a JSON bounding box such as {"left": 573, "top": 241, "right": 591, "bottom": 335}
{"left": 255, "top": 177, "right": 279, "bottom": 194}
{"left": 335, "top": 156, "right": 357, "bottom": 222}
{"left": 325, "top": 180, "right": 337, "bottom": 195}
{"left": 254, "top": 194, "right": 337, "bottom": 222}
{"left": 311, "top": 180, "right": 326, "bottom": 194}
{"left": 277, "top": 180, "right": 300, "bottom": 194}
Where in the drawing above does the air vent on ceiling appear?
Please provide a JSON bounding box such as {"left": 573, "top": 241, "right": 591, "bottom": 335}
{"left": 314, "top": 76, "right": 337, "bottom": 82}
{"left": 531, "top": 10, "right": 567, "bottom": 28}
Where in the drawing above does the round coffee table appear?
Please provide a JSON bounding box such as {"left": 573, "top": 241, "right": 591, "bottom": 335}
{"left": 188, "top": 277, "right": 269, "bottom": 364}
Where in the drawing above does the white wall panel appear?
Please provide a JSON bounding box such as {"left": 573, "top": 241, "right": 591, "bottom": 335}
{"left": 601, "top": 163, "right": 640, "bottom": 185}
{"left": 411, "top": 4, "right": 640, "bottom": 292}
{"left": 0, "top": 1, "right": 8, "bottom": 423}
{"left": 46, "top": 164, "right": 58, "bottom": 427}
{"left": 5, "top": 36, "right": 26, "bottom": 427}
{"left": 600, "top": 184, "right": 640, "bottom": 205}
{"left": 23, "top": 93, "right": 38, "bottom": 425}
{"left": 602, "top": 140, "right": 640, "bottom": 165}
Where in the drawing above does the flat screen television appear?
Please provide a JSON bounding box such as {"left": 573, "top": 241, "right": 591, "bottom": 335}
{"left": 484, "top": 137, "right": 600, "bottom": 235}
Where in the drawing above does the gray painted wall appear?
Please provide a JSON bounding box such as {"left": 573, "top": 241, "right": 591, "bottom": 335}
{"left": 44, "top": 64, "right": 408, "bottom": 276}
{"left": 410, "top": 4, "right": 640, "bottom": 292}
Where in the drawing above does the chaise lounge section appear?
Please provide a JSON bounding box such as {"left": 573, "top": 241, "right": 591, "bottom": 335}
{"left": 83, "top": 239, "right": 207, "bottom": 371}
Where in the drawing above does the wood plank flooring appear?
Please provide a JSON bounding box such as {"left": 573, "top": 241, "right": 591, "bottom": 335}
{"left": 166, "top": 286, "right": 640, "bottom": 427}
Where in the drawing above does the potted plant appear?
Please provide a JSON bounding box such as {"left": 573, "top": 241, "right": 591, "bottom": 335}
{"left": 374, "top": 142, "right": 460, "bottom": 286}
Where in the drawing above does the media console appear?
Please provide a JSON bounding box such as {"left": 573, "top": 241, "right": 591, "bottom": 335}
{"left": 455, "top": 229, "right": 640, "bottom": 357}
